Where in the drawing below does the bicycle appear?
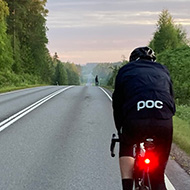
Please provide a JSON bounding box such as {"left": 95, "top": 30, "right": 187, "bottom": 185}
{"left": 95, "top": 81, "right": 99, "bottom": 86}
{"left": 110, "top": 134, "right": 158, "bottom": 190}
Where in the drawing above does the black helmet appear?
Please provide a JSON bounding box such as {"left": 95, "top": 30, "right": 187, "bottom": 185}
{"left": 129, "top": 46, "right": 156, "bottom": 62}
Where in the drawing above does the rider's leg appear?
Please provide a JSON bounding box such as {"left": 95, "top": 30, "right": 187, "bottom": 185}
{"left": 119, "top": 124, "right": 136, "bottom": 190}
{"left": 150, "top": 118, "right": 173, "bottom": 190}
{"left": 119, "top": 156, "right": 134, "bottom": 179}
{"left": 119, "top": 154, "right": 134, "bottom": 190}
{"left": 120, "top": 156, "right": 134, "bottom": 190}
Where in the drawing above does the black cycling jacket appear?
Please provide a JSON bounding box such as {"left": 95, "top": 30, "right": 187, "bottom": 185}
{"left": 112, "top": 59, "right": 176, "bottom": 132}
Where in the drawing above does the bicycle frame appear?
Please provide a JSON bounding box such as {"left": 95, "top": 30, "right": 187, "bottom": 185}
{"left": 133, "top": 139, "right": 155, "bottom": 190}
{"left": 110, "top": 134, "right": 156, "bottom": 190}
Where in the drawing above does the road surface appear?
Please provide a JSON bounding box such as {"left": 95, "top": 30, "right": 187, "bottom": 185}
{"left": 0, "top": 86, "right": 189, "bottom": 189}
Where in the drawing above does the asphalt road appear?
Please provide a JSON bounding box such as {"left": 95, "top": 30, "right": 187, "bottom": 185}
{"left": 0, "top": 85, "right": 189, "bottom": 190}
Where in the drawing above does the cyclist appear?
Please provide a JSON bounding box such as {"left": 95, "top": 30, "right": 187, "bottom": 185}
{"left": 112, "top": 47, "right": 176, "bottom": 190}
{"left": 95, "top": 75, "right": 99, "bottom": 86}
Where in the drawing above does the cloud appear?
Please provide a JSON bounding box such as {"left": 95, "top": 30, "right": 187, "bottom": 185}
{"left": 47, "top": 10, "right": 161, "bottom": 29}
{"left": 54, "top": 49, "right": 131, "bottom": 65}
{"left": 175, "top": 19, "right": 190, "bottom": 26}
{"left": 46, "top": 0, "right": 190, "bottom": 64}
{"left": 46, "top": 0, "right": 190, "bottom": 29}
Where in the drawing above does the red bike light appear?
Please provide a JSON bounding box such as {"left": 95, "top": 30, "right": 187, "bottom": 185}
{"left": 137, "top": 153, "right": 158, "bottom": 171}
{"left": 144, "top": 158, "right": 150, "bottom": 165}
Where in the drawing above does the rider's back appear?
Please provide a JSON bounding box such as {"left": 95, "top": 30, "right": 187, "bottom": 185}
{"left": 113, "top": 59, "right": 175, "bottom": 120}
{"left": 112, "top": 47, "right": 176, "bottom": 190}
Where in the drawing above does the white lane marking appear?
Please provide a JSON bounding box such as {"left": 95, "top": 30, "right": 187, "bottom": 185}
{"left": 165, "top": 174, "right": 176, "bottom": 190}
{"left": 98, "top": 87, "right": 112, "bottom": 101}
{"left": 99, "top": 86, "right": 176, "bottom": 190}
{"left": 0, "top": 86, "right": 73, "bottom": 132}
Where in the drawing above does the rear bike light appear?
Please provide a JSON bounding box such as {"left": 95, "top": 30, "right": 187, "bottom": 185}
{"left": 144, "top": 158, "right": 150, "bottom": 165}
{"left": 145, "top": 152, "right": 158, "bottom": 171}
{"left": 137, "top": 153, "right": 158, "bottom": 171}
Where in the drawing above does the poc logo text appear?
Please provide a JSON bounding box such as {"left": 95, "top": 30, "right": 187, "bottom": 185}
{"left": 137, "top": 100, "right": 163, "bottom": 111}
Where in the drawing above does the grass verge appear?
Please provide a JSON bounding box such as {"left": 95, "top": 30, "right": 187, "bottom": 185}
{"left": 0, "top": 84, "right": 47, "bottom": 94}
{"left": 173, "top": 115, "right": 190, "bottom": 155}
{"left": 173, "top": 105, "right": 190, "bottom": 155}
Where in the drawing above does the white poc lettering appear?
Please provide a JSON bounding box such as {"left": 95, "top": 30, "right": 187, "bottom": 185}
{"left": 137, "top": 100, "right": 163, "bottom": 111}
{"left": 137, "top": 101, "right": 145, "bottom": 111}
{"left": 155, "top": 100, "right": 163, "bottom": 109}
{"left": 146, "top": 100, "right": 154, "bottom": 109}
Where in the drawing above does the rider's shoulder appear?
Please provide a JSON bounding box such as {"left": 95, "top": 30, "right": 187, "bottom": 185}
{"left": 119, "top": 59, "right": 168, "bottom": 73}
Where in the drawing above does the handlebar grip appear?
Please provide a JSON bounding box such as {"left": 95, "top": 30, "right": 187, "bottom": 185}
{"left": 110, "top": 134, "right": 120, "bottom": 157}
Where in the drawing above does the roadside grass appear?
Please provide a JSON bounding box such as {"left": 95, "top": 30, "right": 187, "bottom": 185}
{"left": 173, "top": 116, "right": 190, "bottom": 155}
{"left": 175, "top": 104, "right": 190, "bottom": 122}
{"left": 0, "top": 84, "right": 48, "bottom": 94}
{"left": 102, "top": 85, "right": 114, "bottom": 93}
{"left": 173, "top": 105, "right": 190, "bottom": 155}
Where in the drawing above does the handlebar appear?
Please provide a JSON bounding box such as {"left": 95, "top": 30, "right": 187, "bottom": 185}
{"left": 110, "top": 134, "right": 120, "bottom": 157}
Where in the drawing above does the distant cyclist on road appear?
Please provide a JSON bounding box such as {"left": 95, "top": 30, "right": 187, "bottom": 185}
{"left": 112, "top": 47, "right": 176, "bottom": 190}
{"left": 95, "top": 75, "right": 99, "bottom": 86}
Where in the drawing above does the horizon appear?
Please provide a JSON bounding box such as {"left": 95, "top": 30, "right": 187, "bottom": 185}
{"left": 46, "top": 0, "right": 190, "bottom": 65}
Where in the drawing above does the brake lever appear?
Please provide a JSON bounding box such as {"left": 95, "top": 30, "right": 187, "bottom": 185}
{"left": 110, "top": 134, "right": 120, "bottom": 157}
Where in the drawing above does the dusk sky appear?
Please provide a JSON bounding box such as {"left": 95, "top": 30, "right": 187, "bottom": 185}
{"left": 45, "top": 0, "right": 190, "bottom": 65}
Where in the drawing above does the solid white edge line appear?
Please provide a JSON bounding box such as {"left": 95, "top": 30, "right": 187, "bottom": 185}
{"left": 165, "top": 174, "right": 176, "bottom": 190}
{"left": 98, "top": 86, "right": 176, "bottom": 190}
{"left": 98, "top": 87, "right": 112, "bottom": 101}
{"left": 0, "top": 86, "right": 73, "bottom": 132}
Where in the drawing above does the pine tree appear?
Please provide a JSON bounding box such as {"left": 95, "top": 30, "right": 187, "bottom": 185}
{"left": 5, "top": 0, "right": 53, "bottom": 83}
{"left": 0, "top": 0, "right": 13, "bottom": 71}
{"left": 149, "top": 9, "right": 188, "bottom": 54}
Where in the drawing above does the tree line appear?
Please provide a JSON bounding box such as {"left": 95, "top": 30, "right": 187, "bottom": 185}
{"left": 150, "top": 10, "right": 190, "bottom": 105}
{"left": 104, "top": 9, "right": 190, "bottom": 106}
{"left": 0, "top": 0, "right": 81, "bottom": 88}
{"left": 53, "top": 53, "right": 81, "bottom": 85}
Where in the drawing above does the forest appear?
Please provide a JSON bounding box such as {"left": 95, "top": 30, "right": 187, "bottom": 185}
{"left": 1, "top": 1, "right": 190, "bottom": 107}
{"left": 1, "top": 1, "right": 190, "bottom": 154}
{"left": 0, "top": 0, "right": 81, "bottom": 90}
{"left": 91, "top": 10, "right": 190, "bottom": 107}
{"left": 88, "top": 10, "right": 190, "bottom": 154}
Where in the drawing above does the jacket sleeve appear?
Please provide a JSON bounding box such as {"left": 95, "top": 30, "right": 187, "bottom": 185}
{"left": 169, "top": 79, "right": 176, "bottom": 114}
{"left": 112, "top": 71, "right": 124, "bottom": 133}
{"left": 164, "top": 65, "right": 176, "bottom": 114}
